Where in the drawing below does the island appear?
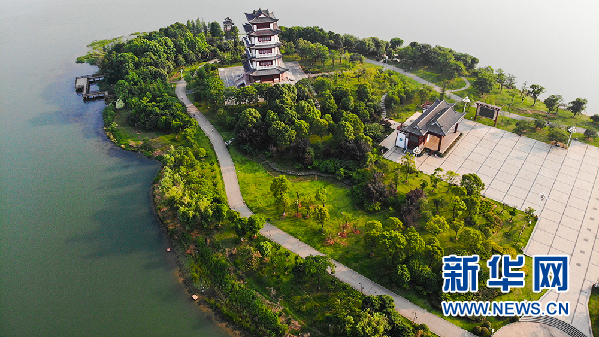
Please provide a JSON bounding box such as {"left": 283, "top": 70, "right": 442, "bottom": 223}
{"left": 77, "top": 8, "right": 598, "bottom": 337}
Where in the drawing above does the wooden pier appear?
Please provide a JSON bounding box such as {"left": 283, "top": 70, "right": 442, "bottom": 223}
{"left": 74, "top": 74, "right": 108, "bottom": 100}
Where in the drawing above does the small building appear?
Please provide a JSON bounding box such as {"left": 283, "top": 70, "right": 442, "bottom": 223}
{"left": 240, "top": 8, "right": 290, "bottom": 85}
{"left": 396, "top": 99, "right": 466, "bottom": 154}
{"left": 223, "top": 17, "right": 234, "bottom": 32}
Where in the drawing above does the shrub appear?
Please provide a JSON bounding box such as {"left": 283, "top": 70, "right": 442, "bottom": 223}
{"left": 548, "top": 127, "right": 569, "bottom": 144}
{"left": 584, "top": 128, "right": 598, "bottom": 139}
{"left": 533, "top": 118, "right": 545, "bottom": 129}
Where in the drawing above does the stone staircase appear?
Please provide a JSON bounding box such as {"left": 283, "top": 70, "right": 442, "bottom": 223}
{"left": 520, "top": 316, "right": 588, "bottom": 337}
{"left": 381, "top": 93, "right": 387, "bottom": 119}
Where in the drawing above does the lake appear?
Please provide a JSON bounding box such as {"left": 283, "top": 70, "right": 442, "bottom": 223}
{"left": 0, "top": 0, "right": 596, "bottom": 335}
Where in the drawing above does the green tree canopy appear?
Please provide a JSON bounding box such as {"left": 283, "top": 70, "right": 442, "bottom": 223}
{"left": 544, "top": 94, "right": 563, "bottom": 113}
{"left": 567, "top": 98, "right": 588, "bottom": 116}
{"left": 461, "top": 173, "right": 485, "bottom": 196}
{"left": 528, "top": 84, "right": 546, "bottom": 106}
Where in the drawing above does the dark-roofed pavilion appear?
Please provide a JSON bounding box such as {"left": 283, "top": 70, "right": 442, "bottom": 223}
{"left": 399, "top": 99, "right": 466, "bottom": 153}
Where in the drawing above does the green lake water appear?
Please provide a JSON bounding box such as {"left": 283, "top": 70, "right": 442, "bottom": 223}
{"left": 0, "top": 1, "right": 230, "bottom": 336}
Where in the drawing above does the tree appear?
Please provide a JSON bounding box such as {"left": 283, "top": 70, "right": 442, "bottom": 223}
{"left": 315, "top": 187, "right": 327, "bottom": 206}
{"left": 584, "top": 128, "right": 598, "bottom": 139}
{"left": 236, "top": 108, "right": 262, "bottom": 130}
{"left": 425, "top": 215, "right": 448, "bottom": 235}
{"left": 528, "top": 84, "right": 545, "bottom": 106}
{"left": 431, "top": 167, "right": 444, "bottom": 191}
{"left": 520, "top": 81, "right": 528, "bottom": 102}
{"left": 268, "top": 121, "right": 296, "bottom": 149}
{"left": 495, "top": 68, "right": 507, "bottom": 92}
{"left": 458, "top": 227, "right": 485, "bottom": 254}
{"left": 461, "top": 173, "right": 485, "bottom": 196}
{"left": 270, "top": 175, "right": 290, "bottom": 202}
{"left": 449, "top": 219, "right": 464, "bottom": 241}
{"left": 544, "top": 95, "right": 563, "bottom": 114}
{"left": 347, "top": 311, "right": 390, "bottom": 337}
{"left": 567, "top": 98, "right": 588, "bottom": 116}
{"left": 396, "top": 264, "right": 410, "bottom": 288}
{"left": 444, "top": 170, "right": 459, "bottom": 188}
{"left": 390, "top": 37, "right": 404, "bottom": 49}
{"left": 399, "top": 153, "right": 417, "bottom": 182}
{"left": 388, "top": 217, "right": 403, "bottom": 230}
{"left": 548, "top": 127, "right": 569, "bottom": 144}
{"left": 312, "top": 118, "right": 329, "bottom": 140}
{"left": 209, "top": 22, "right": 223, "bottom": 39}
{"left": 473, "top": 69, "right": 495, "bottom": 95}
{"left": 301, "top": 255, "right": 335, "bottom": 289}
{"left": 313, "top": 204, "right": 330, "bottom": 229}
{"left": 505, "top": 73, "right": 516, "bottom": 89}
{"left": 450, "top": 196, "right": 466, "bottom": 218}
{"left": 246, "top": 214, "right": 265, "bottom": 237}
{"left": 463, "top": 195, "right": 480, "bottom": 218}
{"left": 329, "top": 49, "right": 340, "bottom": 69}
{"left": 335, "top": 121, "right": 355, "bottom": 142}
{"left": 431, "top": 197, "right": 446, "bottom": 214}
{"left": 293, "top": 119, "right": 310, "bottom": 139}
{"left": 425, "top": 239, "right": 444, "bottom": 267}
{"left": 356, "top": 83, "right": 373, "bottom": 102}
{"left": 404, "top": 228, "right": 425, "bottom": 258}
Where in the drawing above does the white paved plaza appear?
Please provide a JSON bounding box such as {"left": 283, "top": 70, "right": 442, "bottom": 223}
{"left": 383, "top": 118, "right": 599, "bottom": 336}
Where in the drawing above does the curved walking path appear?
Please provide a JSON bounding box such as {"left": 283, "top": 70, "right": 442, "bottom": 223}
{"left": 365, "top": 59, "right": 468, "bottom": 101}
{"left": 175, "top": 79, "right": 473, "bottom": 337}
{"left": 367, "top": 59, "right": 589, "bottom": 138}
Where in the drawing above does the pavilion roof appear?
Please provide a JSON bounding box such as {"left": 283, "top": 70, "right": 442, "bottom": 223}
{"left": 245, "top": 8, "right": 278, "bottom": 22}
{"left": 249, "top": 54, "right": 283, "bottom": 61}
{"left": 402, "top": 99, "right": 465, "bottom": 137}
{"left": 249, "top": 66, "right": 289, "bottom": 77}
{"left": 248, "top": 28, "right": 281, "bottom": 37}
{"left": 247, "top": 42, "right": 282, "bottom": 50}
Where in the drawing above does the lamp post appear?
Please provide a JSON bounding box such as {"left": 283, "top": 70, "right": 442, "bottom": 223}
{"left": 462, "top": 96, "right": 471, "bottom": 114}
{"left": 539, "top": 192, "right": 547, "bottom": 216}
{"left": 567, "top": 126, "right": 576, "bottom": 148}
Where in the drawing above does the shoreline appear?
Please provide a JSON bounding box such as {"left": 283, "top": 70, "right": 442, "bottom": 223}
{"left": 103, "top": 119, "right": 251, "bottom": 337}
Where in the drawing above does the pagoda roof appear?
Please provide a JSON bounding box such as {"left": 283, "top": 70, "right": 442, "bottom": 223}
{"left": 249, "top": 16, "right": 278, "bottom": 24}
{"left": 248, "top": 28, "right": 280, "bottom": 37}
{"left": 402, "top": 99, "right": 465, "bottom": 137}
{"left": 247, "top": 42, "right": 282, "bottom": 50}
{"left": 245, "top": 8, "right": 278, "bottom": 22}
{"left": 249, "top": 66, "right": 289, "bottom": 77}
{"left": 249, "top": 54, "right": 283, "bottom": 61}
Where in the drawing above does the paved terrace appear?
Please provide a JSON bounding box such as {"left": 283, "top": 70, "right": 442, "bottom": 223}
{"left": 381, "top": 118, "right": 599, "bottom": 336}
{"left": 218, "top": 61, "right": 307, "bottom": 87}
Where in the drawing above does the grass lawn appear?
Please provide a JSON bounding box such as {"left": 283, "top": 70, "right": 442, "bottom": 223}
{"left": 590, "top": 286, "right": 599, "bottom": 337}
{"left": 110, "top": 109, "right": 184, "bottom": 153}
{"left": 453, "top": 83, "right": 597, "bottom": 131}
{"left": 284, "top": 54, "right": 356, "bottom": 73}
{"left": 411, "top": 66, "right": 466, "bottom": 90}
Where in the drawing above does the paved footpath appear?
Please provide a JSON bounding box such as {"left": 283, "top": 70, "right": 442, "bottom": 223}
{"left": 175, "top": 80, "right": 473, "bottom": 337}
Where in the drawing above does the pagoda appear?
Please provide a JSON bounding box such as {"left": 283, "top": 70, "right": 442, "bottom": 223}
{"left": 241, "top": 8, "right": 289, "bottom": 84}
